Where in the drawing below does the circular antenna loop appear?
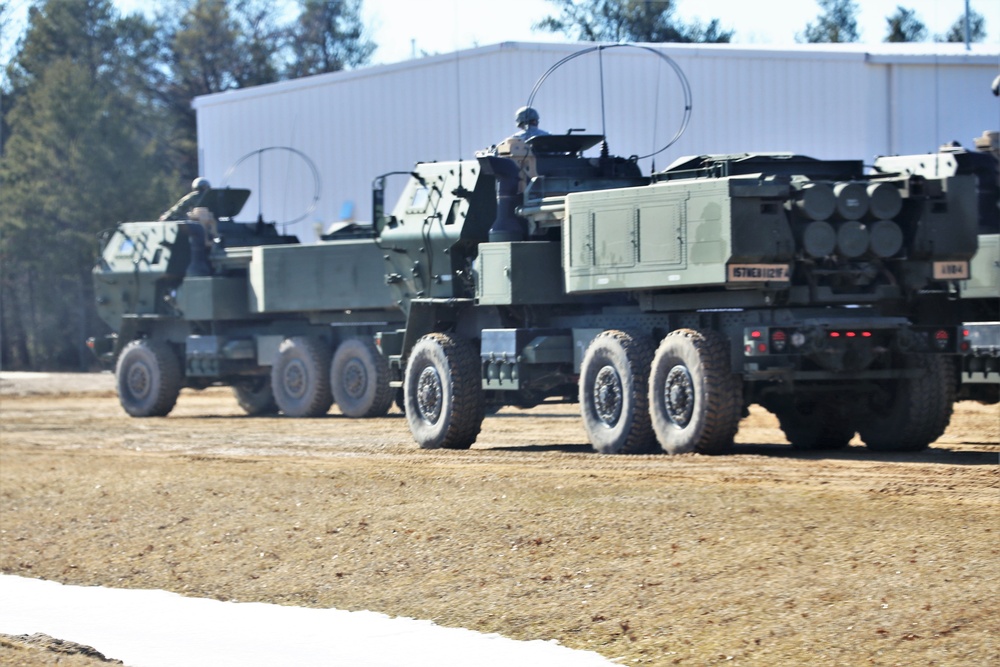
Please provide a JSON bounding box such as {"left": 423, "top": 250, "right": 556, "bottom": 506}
{"left": 222, "top": 146, "right": 321, "bottom": 227}
{"left": 526, "top": 43, "right": 692, "bottom": 161}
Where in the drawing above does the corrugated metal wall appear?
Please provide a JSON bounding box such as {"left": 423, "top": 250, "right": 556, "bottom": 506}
{"left": 194, "top": 41, "right": 1000, "bottom": 242}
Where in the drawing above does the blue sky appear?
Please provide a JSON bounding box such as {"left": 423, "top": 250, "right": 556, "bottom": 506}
{"left": 359, "top": 0, "right": 1000, "bottom": 64}
{"left": 4, "top": 0, "right": 998, "bottom": 68}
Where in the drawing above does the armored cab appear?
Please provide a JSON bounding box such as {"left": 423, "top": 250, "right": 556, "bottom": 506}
{"left": 377, "top": 161, "right": 496, "bottom": 312}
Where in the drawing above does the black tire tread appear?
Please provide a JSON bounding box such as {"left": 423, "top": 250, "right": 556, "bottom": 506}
{"left": 116, "top": 339, "right": 183, "bottom": 418}
{"left": 860, "top": 354, "right": 954, "bottom": 452}
{"left": 579, "top": 330, "right": 657, "bottom": 455}
{"left": 405, "top": 333, "right": 485, "bottom": 450}
{"left": 650, "top": 328, "right": 741, "bottom": 455}
{"left": 330, "top": 338, "right": 393, "bottom": 418}
{"left": 271, "top": 336, "right": 333, "bottom": 418}
{"left": 772, "top": 399, "right": 854, "bottom": 450}
{"left": 232, "top": 377, "right": 279, "bottom": 416}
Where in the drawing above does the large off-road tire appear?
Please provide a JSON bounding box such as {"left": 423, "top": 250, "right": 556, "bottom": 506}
{"left": 115, "top": 339, "right": 183, "bottom": 417}
{"left": 270, "top": 336, "right": 333, "bottom": 417}
{"left": 578, "top": 330, "right": 657, "bottom": 454}
{"left": 649, "top": 329, "right": 742, "bottom": 455}
{"left": 232, "top": 376, "right": 279, "bottom": 416}
{"left": 928, "top": 356, "right": 958, "bottom": 438}
{"left": 404, "top": 333, "right": 485, "bottom": 449}
{"left": 858, "top": 355, "right": 955, "bottom": 452}
{"left": 330, "top": 338, "right": 393, "bottom": 418}
{"left": 769, "top": 398, "right": 854, "bottom": 450}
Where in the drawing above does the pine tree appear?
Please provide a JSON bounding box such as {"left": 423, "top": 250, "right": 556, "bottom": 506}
{"left": 1, "top": 0, "right": 174, "bottom": 369}
{"left": 799, "top": 0, "right": 860, "bottom": 43}
{"left": 884, "top": 6, "right": 927, "bottom": 43}
{"left": 535, "top": 0, "right": 733, "bottom": 43}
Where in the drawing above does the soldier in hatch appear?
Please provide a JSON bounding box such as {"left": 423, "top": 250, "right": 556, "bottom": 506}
{"left": 511, "top": 106, "right": 549, "bottom": 140}
{"left": 160, "top": 177, "right": 211, "bottom": 221}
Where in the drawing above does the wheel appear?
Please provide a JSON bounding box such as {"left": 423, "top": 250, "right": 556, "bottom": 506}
{"left": 769, "top": 398, "right": 854, "bottom": 450}
{"left": 859, "top": 355, "right": 955, "bottom": 452}
{"left": 404, "top": 332, "right": 484, "bottom": 449}
{"left": 330, "top": 338, "right": 393, "bottom": 418}
{"left": 649, "top": 328, "right": 742, "bottom": 455}
{"left": 270, "top": 336, "right": 333, "bottom": 417}
{"left": 232, "top": 376, "right": 279, "bottom": 416}
{"left": 115, "top": 339, "right": 182, "bottom": 417}
{"left": 578, "top": 330, "right": 657, "bottom": 454}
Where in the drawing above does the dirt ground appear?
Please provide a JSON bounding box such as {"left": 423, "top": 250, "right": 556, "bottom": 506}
{"left": 1, "top": 372, "right": 997, "bottom": 666}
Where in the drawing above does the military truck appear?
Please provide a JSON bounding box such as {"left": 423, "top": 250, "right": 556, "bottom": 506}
{"left": 369, "top": 131, "right": 977, "bottom": 454}
{"left": 958, "top": 231, "right": 1000, "bottom": 404}
{"left": 90, "top": 188, "right": 405, "bottom": 419}
{"left": 874, "top": 130, "right": 999, "bottom": 405}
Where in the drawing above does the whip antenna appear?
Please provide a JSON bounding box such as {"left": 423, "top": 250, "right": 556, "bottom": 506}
{"left": 526, "top": 43, "right": 692, "bottom": 161}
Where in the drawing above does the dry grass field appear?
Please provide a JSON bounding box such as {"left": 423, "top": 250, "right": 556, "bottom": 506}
{"left": 1, "top": 373, "right": 997, "bottom": 666}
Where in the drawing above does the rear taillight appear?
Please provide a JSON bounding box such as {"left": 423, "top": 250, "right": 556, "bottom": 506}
{"left": 771, "top": 329, "right": 787, "bottom": 353}
{"left": 828, "top": 330, "right": 871, "bottom": 339}
{"left": 745, "top": 328, "right": 797, "bottom": 355}
{"left": 934, "top": 329, "right": 950, "bottom": 351}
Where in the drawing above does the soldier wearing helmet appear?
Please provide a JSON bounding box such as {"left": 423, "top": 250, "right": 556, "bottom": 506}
{"left": 159, "top": 177, "right": 212, "bottom": 221}
{"left": 486, "top": 106, "right": 553, "bottom": 194}
{"left": 512, "top": 106, "right": 549, "bottom": 140}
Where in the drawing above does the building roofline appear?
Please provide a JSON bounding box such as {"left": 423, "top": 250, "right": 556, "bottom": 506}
{"left": 192, "top": 40, "right": 1000, "bottom": 110}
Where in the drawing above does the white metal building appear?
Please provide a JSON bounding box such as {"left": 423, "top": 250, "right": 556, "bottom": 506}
{"left": 193, "top": 41, "right": 1000, "bottom": 242}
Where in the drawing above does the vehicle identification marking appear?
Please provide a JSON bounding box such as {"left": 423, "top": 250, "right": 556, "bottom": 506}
{"left": 932, "top": 261, "right": 969, "bottom": 280}
{"left": 727, "top": 264, "right": 791, "bottom": 282}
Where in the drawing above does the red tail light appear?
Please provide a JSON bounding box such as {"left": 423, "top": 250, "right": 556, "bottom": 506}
{"left": 934, "top": 329, "right": 950, "bottom": 351}
{"left": 771, "top": 329, "right": 787, "bottom": 352}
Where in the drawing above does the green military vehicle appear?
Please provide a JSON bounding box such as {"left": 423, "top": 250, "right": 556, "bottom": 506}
{"left": 91, "top": 187, "right": 404, "bottom": 419}
{"left": 959, "top": 234, "right": 1000, "bottom": 404}
{"left": 365, "top": 132, "right": 977, "bottom": 454}
{"left": 874, "top": 130, "right": 999, "bottom": 405}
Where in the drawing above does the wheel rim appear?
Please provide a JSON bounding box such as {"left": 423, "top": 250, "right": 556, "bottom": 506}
{"left": 126, "top": 361, "right": 152, "bottom": 400}
{"left": 342, "top": 359, "right": 367, "bottom": 400}
{"left": 664, "top": 364, "right": 695, "bottom": 428}
{"left": 416, "top": 365, "right": 443, "bottom": 424}
{"left": 126, "top": 363, "right": 153, "bottom": 399}
{"left": 592, "top": 365, "right": 623, "bottom": 427}
{"left": 282, "top": 360, "right": 307, "bottom": 400}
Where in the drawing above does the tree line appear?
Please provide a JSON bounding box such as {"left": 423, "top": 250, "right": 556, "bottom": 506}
{"left": 0, "top": 0, "right": 989, "bottom": 371}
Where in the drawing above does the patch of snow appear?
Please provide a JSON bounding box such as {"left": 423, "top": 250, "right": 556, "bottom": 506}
{"left": 0, "top": 575, "right": 618, "bottom": 666}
